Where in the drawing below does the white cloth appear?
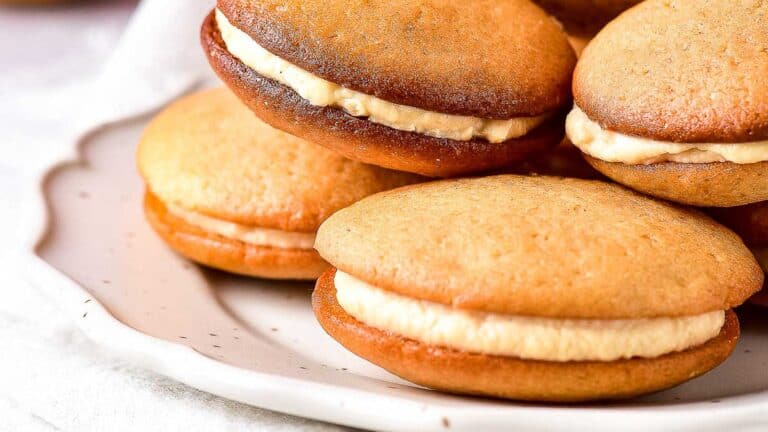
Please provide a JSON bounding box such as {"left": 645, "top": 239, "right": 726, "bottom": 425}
{"left": 0, "top": 1, "right": 345, "bottom": 430}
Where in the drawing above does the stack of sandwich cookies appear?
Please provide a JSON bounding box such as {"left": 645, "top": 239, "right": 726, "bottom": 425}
{"left": 313, "top": 175, "right": 763, "bottom": 401}
{"left": 203, "top": 0, "right": 576, "bottom": 177}
{"left": 138, "top": 88, "right": 422, "bottom": 280}
{"left": 567, "top": 0, "right": 768, "bottom": 207}
{"left": 709, "top": 202, "right": 768, "bottom": 305}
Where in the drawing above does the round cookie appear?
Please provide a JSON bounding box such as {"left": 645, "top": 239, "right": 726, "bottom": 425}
{"left": 138, "top": 88, "right": 422, "bottom": 280}
{"left": 202, "top": 0, "right": 576, "bottom": 177}
{"left": 567, "top": 0, "right": 768, "bottom": 207}
{"left": 312, "top": 175, "right": 762, "bottom": 401}
{"left": 314, "top": 271, "right": 740, "bottom": 402}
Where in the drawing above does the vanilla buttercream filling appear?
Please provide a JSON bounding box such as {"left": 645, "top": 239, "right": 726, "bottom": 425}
{"left": 168, "top": 204, "right": 315, "bottom": 249}
{"left": 215, "top": 9, "right": 548, "bottom": 143}
{"left": 566, "top": 106, "right": 768, "bottom": 164}
{"left": 334, "top": 271, "right": 725, "bottom": 362}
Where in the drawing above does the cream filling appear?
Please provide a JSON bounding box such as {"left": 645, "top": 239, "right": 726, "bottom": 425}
{"left": 754, "top": 247, "right": 768, "bottom": 273}
{"left": 566, "top": 106, "right": 768, "bottom": 164}
{"left": 215, "top": 9, "right": 548, "bottom": 143}
{"left": 168, "top": 204, "right": 315, "bottom": 249}
{"left": 334, "top": 271, "right": 725, "bottom": 362}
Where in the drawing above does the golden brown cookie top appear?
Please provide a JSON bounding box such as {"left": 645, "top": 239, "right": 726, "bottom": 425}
{"left": 315, "top": 175, "right": 763, "bottom": 319}
{"left": 217, "top": 0, "right": 575, "bottom": 119}
{"left": 574, "top": 0, "right": 768, "bottom": 143}
{"left": 137, "top": 88, "right": 422, "bottom": 232}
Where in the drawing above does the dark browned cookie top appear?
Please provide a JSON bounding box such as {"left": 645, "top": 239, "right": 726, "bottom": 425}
{"left": 218, "top": 0, "right": 576, "bottom": 119}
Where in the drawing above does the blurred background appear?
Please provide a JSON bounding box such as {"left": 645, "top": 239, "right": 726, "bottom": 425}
{"left": 2, "top": 1, "right": 136, "bottom": 89}
{"left": 2, "top": 1, "right": 136, "bottom": 151}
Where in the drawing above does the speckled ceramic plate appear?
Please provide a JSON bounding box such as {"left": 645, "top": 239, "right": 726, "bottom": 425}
{"left": 16, "top": 113, "right": 768, "bottom": 431}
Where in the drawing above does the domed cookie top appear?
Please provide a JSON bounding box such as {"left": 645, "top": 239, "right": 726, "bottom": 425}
{"left": 137, "top": 88, "right": 422, "bottom": 232}
{"left": 574, "top": 0, "right": 768, "bottom": 143}
{"left": 217, "top": 0, "right": 575, "bottom": 118}
{"left": 315, "top": 175, "right": 763, "bottom": 318}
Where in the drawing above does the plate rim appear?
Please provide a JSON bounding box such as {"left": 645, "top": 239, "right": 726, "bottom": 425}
{"left": 14, "top": 113, "right": 768, "bottom": 432}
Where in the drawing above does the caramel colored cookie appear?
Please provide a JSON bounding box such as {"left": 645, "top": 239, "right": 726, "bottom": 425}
{"left": 314, "top": 269, "right": 740, "bottom": 402}
{"left": 202, "top": 19, "right": 564, "bottom": 177}
{"left": 217, "top": 0, "right": 574, "bottom": 118}
{"left": 203, "top": 1, "right": 575, "bottom": 176}
{"left": 585, "top": 158, "right": 768, "bottom": 208}
{"left": 138, "top": 88, "right": 421, "bottom": 279}
{"left": 145, "top": 192, "right": 326, "bottom": 280}
{"left": 312, "top": 176, "right": 758, "bottom": 401}
{"left": 568, "top": 0, "right": 768, "bottom": 207}
{"left": 315, "top": 175, "right": 762, "bottom": 318}
{"left": 574, "top": 0, "right": 768, "bottom": 143}
{"left": 138, "top": 88, "right": 422, "bottom": 230}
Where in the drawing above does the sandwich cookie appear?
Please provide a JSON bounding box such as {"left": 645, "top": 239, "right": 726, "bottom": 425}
{"left": 313, "top": 175, "right": 763, "bottom": 401}
{"left": 138, "top": 88, "right": 421, "bottom": 280}
{"left": 567, "top": 0, "right": 768, "bottom": 207}
{"left": 202, "top": 0, "right": 576, "bottom": 177}
{"left": 709, "top": 202, "right": 768, "bottom": 306}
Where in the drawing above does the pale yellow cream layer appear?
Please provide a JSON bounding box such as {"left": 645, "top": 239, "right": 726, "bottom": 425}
{"left": 754, "top": 248, "right": 768, "bottom": 273}
{"left": 168, "top": 204, "right": 315, "bottom": 249}
{"left": 216, "top": 9, "right": 548, "bottom": 143}
{"left": 335, "top": 271, "right": 725, "bottom": 362}
{"left": 566, "top": 106, "right": 768, "bottom": 164}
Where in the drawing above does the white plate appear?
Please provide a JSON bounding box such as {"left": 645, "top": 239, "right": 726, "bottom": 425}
{"left": 18, "top": 115, "right": 768, "bottom": 431}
